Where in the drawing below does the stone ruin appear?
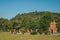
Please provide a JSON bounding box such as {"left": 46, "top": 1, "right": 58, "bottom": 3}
{"left": 49, "top": 20, "right": 57, "bottom": 34}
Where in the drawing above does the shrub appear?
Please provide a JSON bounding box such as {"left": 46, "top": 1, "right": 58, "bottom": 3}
{"left": 30, "top": 31, "right": 37, "bottom": 35}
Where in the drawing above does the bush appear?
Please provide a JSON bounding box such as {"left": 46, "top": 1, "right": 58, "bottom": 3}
{"left": 30, "top": 31, "right": 37, "bottom": 35}
{"left": 38, "top": 29, "right": 43, "bottom": 35}
{"left": 44, "top": 31, "right": 48, "bottom": 35}
{"left": 39, "top": 31, "right": 43, "bottom": 35}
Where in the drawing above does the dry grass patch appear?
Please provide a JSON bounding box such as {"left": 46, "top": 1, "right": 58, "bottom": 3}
{"left": 0, "top": 32, "right": 60, "bottom": 40}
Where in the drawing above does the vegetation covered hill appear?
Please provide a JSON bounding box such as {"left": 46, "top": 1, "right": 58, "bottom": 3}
{"left": 0, "top": 11, "right": 60, "bottom": 34}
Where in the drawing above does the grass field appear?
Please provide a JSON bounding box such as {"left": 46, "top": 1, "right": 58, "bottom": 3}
{"left": 0, "top": 32, "right": 60, "bottom": 40}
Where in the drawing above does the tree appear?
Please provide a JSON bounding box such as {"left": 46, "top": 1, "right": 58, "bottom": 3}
{"left": 39, "top": 12, "right": 54, "bottom": 34}
{"left": 0, "top": 18, "right": 12, "bottom": 32}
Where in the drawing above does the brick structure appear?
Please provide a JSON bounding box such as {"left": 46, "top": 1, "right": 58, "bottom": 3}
{"left": 49, "top": 20, "right": 57, "bottom": 34}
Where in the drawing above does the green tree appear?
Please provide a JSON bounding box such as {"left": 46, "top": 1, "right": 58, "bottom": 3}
{"left": 0, "top": 18, "right": 12, "bottom": 32}
{"left": 39, "top": 12, "right": 54, "bottom": 34}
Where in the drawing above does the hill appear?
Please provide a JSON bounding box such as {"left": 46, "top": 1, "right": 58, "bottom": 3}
{"left": 0, "top": 11, "right": 60, "bottom": 34}
{"left": 10, "top": 11, "right": 60, "bottom": 33}
{"left": 11, "top": 11, "right": 60, "bottom": 20}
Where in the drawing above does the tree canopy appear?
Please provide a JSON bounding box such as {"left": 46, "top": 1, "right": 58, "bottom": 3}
{"left": 0, "top": 11, "right": 60, "bottom": 33}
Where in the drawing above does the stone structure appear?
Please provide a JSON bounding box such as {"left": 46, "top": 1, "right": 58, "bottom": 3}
{"left": 49, "top": 20, "right": 57, "bottom": 34}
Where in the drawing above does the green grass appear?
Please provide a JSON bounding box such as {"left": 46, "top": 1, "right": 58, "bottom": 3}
{"left": 0, "top": 32, "right": 60, "bottom": 40}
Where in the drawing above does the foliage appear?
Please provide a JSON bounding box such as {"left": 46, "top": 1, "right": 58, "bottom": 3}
{"left": 39, "top": 12, "right": 54, "bottom": 34}
{"left": 0, "top": 18, "right": 12, "bottom": 31}
{"left": 0, "top": 11, "right": 60, "bottom": 34}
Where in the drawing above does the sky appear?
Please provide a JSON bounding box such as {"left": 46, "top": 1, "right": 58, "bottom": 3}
{"left": 0, "top": 0, "right": 60, "bottom": 19}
